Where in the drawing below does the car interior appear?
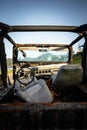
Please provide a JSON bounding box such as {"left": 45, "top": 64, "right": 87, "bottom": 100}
{"left": 0, "top": 22, "right": 87, "bottom": 103}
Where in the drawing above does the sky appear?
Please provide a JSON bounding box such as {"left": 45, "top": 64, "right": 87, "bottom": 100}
{"left": 0, "top": 0, "right": 87, "bottom": 58}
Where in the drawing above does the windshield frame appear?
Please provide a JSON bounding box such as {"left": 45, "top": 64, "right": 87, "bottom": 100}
{"left": 14, "top": 43, "right": 72, "bottom": 65}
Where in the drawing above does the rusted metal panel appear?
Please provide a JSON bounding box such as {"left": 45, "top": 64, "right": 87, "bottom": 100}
{"left": 0, "top": 102, "right": 87, "bottom": 111}
{"left": 0, "top": 102, "right": 87, "bottom": 129}
{"left": 16, "top": 43, "right": 68, "bottom": 47}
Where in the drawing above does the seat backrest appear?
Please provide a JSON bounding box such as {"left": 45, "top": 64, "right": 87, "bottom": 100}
{"left": 52, "top": 64, "right": 83, "bottom": 93}
{"left": 16, "top": 79, "right": 53, "bottom": 103}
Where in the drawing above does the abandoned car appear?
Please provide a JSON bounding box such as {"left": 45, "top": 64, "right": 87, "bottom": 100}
{"left": 0, "top": 22, "right": 87, "bottom": 129}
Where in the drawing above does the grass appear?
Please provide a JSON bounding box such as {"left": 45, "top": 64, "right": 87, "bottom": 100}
{"left": 72, "top": 53, "right": 81, "bottom": 65}
{"left": 7, "top": 69, "right": 13, "bottom": 74}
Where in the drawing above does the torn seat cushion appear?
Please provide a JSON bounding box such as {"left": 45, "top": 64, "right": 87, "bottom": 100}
{"left": 52, "top": 64, "right": 83, "bottom": 93}
{"left": 16, "top": 79, "right": 53, "bottom": 103}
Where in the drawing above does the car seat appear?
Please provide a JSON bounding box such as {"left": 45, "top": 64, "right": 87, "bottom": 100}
{"left": 52, "top": 64, "right": 83, "bottom": 94}
{"left": 15, "top": 78, "right": 53, "bottom": 103}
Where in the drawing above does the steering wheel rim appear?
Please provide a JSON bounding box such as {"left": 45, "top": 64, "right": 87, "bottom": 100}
{"left": 16, "top": 66, "right": 34, "bottom": 85}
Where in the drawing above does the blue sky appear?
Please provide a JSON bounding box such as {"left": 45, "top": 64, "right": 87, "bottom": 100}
{"left": 0, "top": 0, "right": 87, "bottom": 25}
{"left": 0, "top": 0, "right": 87, "bottom": 58}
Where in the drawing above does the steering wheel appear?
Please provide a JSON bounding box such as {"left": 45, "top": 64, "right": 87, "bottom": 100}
{"left": 16, "top": 66, "right": 35, "bottom": 85}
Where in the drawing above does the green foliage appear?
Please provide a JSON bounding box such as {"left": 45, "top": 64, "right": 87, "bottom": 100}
{"left": 72, "top": 53, "right": 82, "bottom": 65}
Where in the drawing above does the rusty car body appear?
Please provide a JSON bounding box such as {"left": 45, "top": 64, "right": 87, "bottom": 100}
{"left": 0, "top": 22, "right": 87, "bottom": 129}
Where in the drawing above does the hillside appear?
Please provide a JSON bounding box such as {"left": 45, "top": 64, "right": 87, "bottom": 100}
{"left": 6, "top": 52, "right": 82, "bottom": 68}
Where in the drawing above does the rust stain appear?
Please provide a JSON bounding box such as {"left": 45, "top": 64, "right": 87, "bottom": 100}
{"left": 0, "top": 102, "right": 87, "bottom": 113}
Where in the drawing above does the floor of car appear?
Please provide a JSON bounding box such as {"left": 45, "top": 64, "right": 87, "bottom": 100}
{"left": 51, "top": 86, "right": 87, "bottom": 102}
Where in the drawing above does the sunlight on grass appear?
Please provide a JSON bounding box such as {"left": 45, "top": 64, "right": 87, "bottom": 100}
{"left": 7, "top": 70, "right": 13, "bottom": 74}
